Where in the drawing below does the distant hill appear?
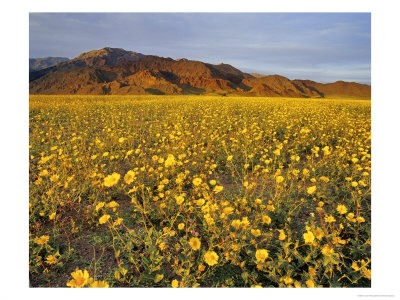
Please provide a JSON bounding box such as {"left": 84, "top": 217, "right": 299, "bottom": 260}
{"left": 29, "top": 47, "right": 371, "bottom": 98}
{"left": 249, "top": 73, "right": 267, "bottom": 78}
{"left": 293, "top": 79, "right": 371, "bottom": 98}
{"left": 29, "top": 57, "right": 69, "bottom": 71}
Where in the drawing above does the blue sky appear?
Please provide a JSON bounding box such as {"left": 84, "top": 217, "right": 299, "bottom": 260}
{"left": 29, "top": 13, "right": 371, "bottom": 84}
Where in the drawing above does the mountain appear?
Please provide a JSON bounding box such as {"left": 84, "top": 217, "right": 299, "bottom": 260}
{"left": 29, "top": 47, "right": 371, "bottom": 98}
{"left": 29, "top": 57, "right": 69, "bottom": 71}
{"left": 249, "top": 73, "right": 267, "bottom": 78}
{"left": 292, "top": 80, "right": 371, "bottom": 98}
{"left": 68, "top": 47, "right": 144, "bottom": 67}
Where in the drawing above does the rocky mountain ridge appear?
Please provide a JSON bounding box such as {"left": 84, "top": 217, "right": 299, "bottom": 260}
{"left": 29, "top": 47, "right": 371, "bottom": 98}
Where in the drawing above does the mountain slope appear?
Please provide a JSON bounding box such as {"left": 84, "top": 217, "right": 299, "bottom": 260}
{"left": 293, "top": 80, "right": 371, "bottom": 98}
{"left": 29, "top": 47, "right": 371, "bottom": 98}
{"left": 29, "top": 57, "right": 69, "bottom": 71}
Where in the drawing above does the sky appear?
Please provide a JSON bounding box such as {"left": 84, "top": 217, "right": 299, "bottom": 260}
{"left": 29, "top": 13, "right": 371, "bottom": 84}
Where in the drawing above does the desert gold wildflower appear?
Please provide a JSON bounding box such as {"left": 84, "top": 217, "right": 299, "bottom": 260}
{"left": 49, "top": 212, "right": 56, "bottom": 220}
{"left": 34, "top": 235, "right": 49, "bottom": 245}
{"left": 189, "top": 237, "right": 201, "bottom": 250}
{"left": 204, "top": 251, "right": 219, "bottom": 266}
{"left": 336, "top": 204, "right": 348, "bottom": 215}
{"left": 193, "top": 177, "right": 202, "bottom": 186}
{"left": 241, "top": 217, "right": 250, "bottom": 228}
{"left": 50, "top": 174, "right": 59, "bottom": 182}
{"left": 314, "top": 227, "right": 324, "bottom": 240}
{"left": 99, "top": 214, "right": 110, "bottom": 224}
{"left": 159, "top": 242, "right": 166, "bottom": 251}
{"left": 321, "top": 245, "right": 334, "bottom": 256}
{"left": 324, "top": 215, "right": 336, "bottom": 223}
{"left": 262, "top": 215, "right": 272, "bottom": 224}
{"left": 90, "top": 281, "right": 109, "bottom": 288}
{"left": 45, "top": 255, "right": 58, "bottom": 265}
{"left": 231, "top": 219, "right": 241, "bottom": 230}
{"left": 357, "top": 216, "right": 365, "bottom": 223}
{"left": 276, "top": 176, "right": 284, "bottom": 184}
{"left": 164, "top": 154, "right": 176, "bottom": 167}
{"left": 303, "top": 231, "right": 315, "bottom": 244}
{"left": 171, "top": 279, "right": 179, "bottom": 288}
{"left": 124, "top": 170, "right": 135, "bottom": 184}
{"left": 283, "top": 277, "right": 293, "bottom": 285}
{"left": 113, "top": 218, "right": 123, "bottom": 226}
{"left": 278, "top": 230, "right": 286, "bottom": 240}
{"left": 104, "top": 173, "right": 120, "bottom": 187}
{"left": 196, "top": 198, "right": 205, "bottom": 206}
{"left": 67, "top": 269, "right": 93, "bottom": 288}
{"left": 307, "top": 186, "right": 317, "bottom": 195}
{"left": 95, "top": 202, "right": 105, "bottom": 211}
{"left": 255, "top": 249, "right": 269, "bottom": 263}
{"left": 213, "top": 185, "right": 224, "bottom": 193}
{"left": 175, "top": 195, "right": 185, "bottom": 205}
{"left": 347, "top": 213, "right": 356, "bottom": 222}
{"left": 306, "top": 279, "right": 315, "bottom": 288}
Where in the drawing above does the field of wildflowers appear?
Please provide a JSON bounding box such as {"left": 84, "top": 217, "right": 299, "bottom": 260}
{"left": 29, "top": 95, "right": 371, "bottom": 287}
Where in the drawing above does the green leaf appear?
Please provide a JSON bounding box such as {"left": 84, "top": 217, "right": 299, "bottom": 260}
{"left": 241, "top": 272, "right": 249, "bottom": 280}
{"left": 154, "top": 273, "right": 164, "bottom": 283}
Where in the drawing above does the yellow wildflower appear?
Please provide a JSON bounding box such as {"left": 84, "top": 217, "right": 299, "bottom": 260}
{"left": 213, "top": 185, "right": 224, "bottom": 193}
{"left": 255, "top": 249, "right": 269, "bottom": 263}
{"left": 124, "top": 170, "right": 135, "bottom": 184}
{"left": 278, "top": 230, "right": 286, "bottom": 240}
{"left": 159, "top": 242, "right": 166, "bottom": 251}
{"left": 49, "top": 212, "right": 56, "bottom": 220}
{"left": 307, "top": 186, "right": 317, "bottom": 195}
{"left": 104, "top": 173, "right": 120, "bottom": 187}
{"left": 336, "top": 204, "right": 348, "bottom": 215}
{"left": 193, "top": 177, "right": 202, "bottom": 186}
{"left": 283, "top": 277, "right": 293, "bottom": 285}
{"left": 262, "top": 215, "right": 272, "bottom": 224}
{"left": 357, "top": 216, "right": 365, "bottom": 223}
{"left": 303, "top": 231, "right": 315, "bottom": 244}
{"left": 99, "top": 214, "right": 110, "bottom": 224}
{"left": 204, "top": 251, "right": 219, "bottom": 266}
{"left": 306, "top": 279, "right": 315, "bottom": 288}
{"left": 171, "top": 279, "right": 179, "bottom": 288}
{"left": 90, "top": 281, "right": 109, "bottom": 288}
{"left": 188, "top": 237, "right": 201, "bottom": 250}
{"left": 45, "top": 255, "right": 58, "bottom": 265}
{"left": 231, "top": 219, "right": 241, "bottom": 230}
{"left": 50, "top": 174, "right": 59, "bottom": 182}
{"left": 67, "top": 269, "right": 93, "bottom": 288}
{"left": 324, "top": 215, "right": 336, "bottom": 223}
{"left": 34, "top": 235, "right": 49, "bottom": 245}
{"left": 95, "top": 202, "right": 105, "bottom": 211}
{"left": 175, "top": 195, "right": 185, "bottom": 205}
{"left": 314, "top": 227, "right": 324, "bottom": 240}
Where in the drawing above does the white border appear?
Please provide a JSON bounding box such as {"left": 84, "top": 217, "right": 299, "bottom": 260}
{"left": 1, "top": 1, "right": 399, "bottom": 299}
